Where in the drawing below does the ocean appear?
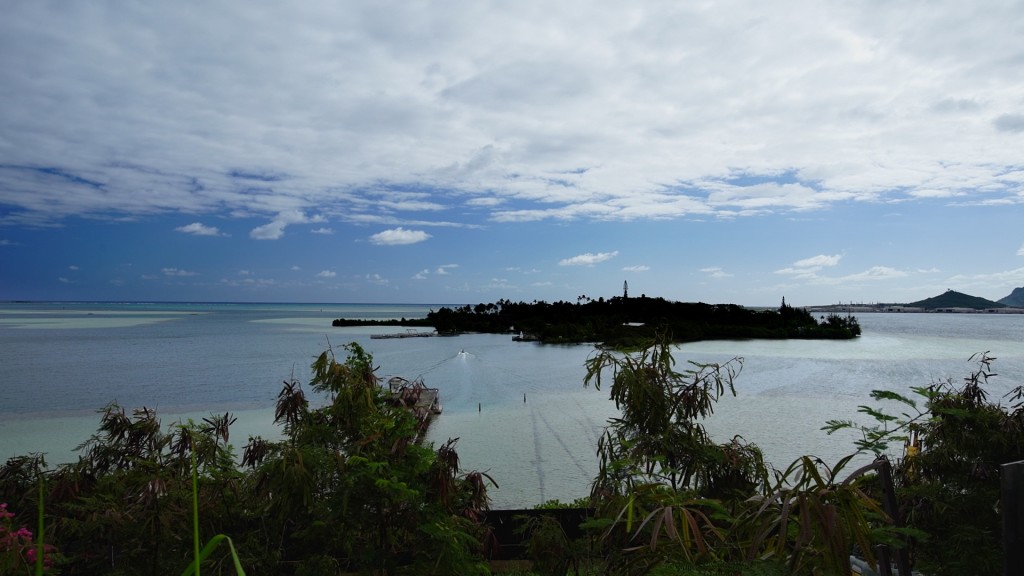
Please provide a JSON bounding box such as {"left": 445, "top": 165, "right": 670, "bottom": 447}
{"left": 2, "top": 302, "right": 1024, "bottom": 509}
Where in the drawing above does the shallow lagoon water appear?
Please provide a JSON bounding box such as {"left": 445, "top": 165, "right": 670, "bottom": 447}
{"left": 2, "top": 303, "right": 1023, "bottom": 508}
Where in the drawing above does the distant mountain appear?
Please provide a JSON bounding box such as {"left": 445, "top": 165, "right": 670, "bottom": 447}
{"left": 906, "top": 290, "right": 1005, "bottom": 310}
{"left": 999, "top": 287, "right": 1024, "bottom": 307}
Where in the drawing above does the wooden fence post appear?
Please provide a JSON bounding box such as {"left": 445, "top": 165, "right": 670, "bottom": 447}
{"left": 1003, "top": 460, "right": 1024, "bottom": 576}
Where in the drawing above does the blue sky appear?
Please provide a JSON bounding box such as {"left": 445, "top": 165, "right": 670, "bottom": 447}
{"left": 2, "top": 2, "right": 1023, "bottom": 306}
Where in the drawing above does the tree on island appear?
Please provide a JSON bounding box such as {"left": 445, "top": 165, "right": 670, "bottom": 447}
{"left": 332, "top": 295, "right": 861, "bottom": 346}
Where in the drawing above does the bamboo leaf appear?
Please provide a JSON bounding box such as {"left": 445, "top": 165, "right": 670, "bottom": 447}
{"left": 775, "top": 491, "right": 792, "bottom": 554}
{"left": 857, "top": 405, "right": 898, "bottom": 423}
{"left": 645, "top": 508, "right": 665, "bottom": 551}
{"left": 180, "top": 534, "right": 247, "bottom": 576}
{"left": 683, "top": 507, "right": 706, "bottom": 556}
{"left": 869, "top": 389, "right": 917, "bottom": 408}
{"left": 664, "top": 506, "right": 680, "bottom": 544}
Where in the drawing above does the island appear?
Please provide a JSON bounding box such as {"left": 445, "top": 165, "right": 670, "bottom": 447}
{"left": 809, "top": 288, "right": 1024, "bottom": 314}
{"left": 333, "top": 294, "right": 861, "bottom": 346}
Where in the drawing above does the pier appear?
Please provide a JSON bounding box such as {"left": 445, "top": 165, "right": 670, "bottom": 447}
{"left": 386, "top": 376, "right": 442, "bottom": 440}
{"left": 370, "top": 329, "right": 437, "bottom": 339}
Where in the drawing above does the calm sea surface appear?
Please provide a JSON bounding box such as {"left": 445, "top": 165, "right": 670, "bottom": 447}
{"left": 2, "top": 302, "right": 1024, "bottom": 508}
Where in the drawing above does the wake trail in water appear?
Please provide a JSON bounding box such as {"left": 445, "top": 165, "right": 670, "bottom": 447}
{"left": 535, "top": 406, "right": 592, "bottom": 479}
{"left": 571, "top": 397, "right": 609, "bottom": 445}
{"left": 528, "top": 401, "right": 547, "bottom": 503}
{"left": 406, "top": 350, "right": 469, "bottom": 378}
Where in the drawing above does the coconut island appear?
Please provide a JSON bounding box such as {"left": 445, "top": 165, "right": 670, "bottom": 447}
{"left": 333, "top": 291, "right": 861, "bottom": 346}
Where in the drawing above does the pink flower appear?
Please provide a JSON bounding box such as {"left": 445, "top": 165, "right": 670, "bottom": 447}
{"left": 1, "top": 503, "right": 58, "bottom": 572}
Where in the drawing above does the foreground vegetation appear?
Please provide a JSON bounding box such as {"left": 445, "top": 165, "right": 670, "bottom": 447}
{"left": 332, "top": 295, "right": 861, "bottom": 345}
{"left": 1, "top": 343, "right": 493, "bottom": 575}
{"left": 2, "top": 337, "right": 1020, "bottom": 574}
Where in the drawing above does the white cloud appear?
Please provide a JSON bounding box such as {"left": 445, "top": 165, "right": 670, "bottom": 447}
{"left": 162, "top": 267, "right": 197, "bottom": 277}
{"left": 994, "top": 114, "right": 1024, "bottom": 133}
{"left": 311, "top": 227, "right": 334, "bottom": 235}
{"left": 176, "top": 222, "right": 224, "bottom": 237}
{"left": 369, "top": 227, "right": 432, "bottom": 245}
{"left": 436, "top": 264, "right": 459, "bottom": 275}
{"left": 778, "top": 264, "right": 911, "bottom": 286}
{"left": 706, "top": 182, "right": 825, "bottom": 211}
{"left": 1018, "top": 244, "right": 1024, "bottom": 256}
{"left": 219, "top": 276, "right": 276, "bottom": 288}
{"left": 623, "top": 265, "right": 650, "bottom": 272}
{"left": 4, "top": 1, "right": 1024, "bottom": 233}
{"left": 366, "top": 273, "right": 389, "bottom": 285}
{"left": 316, "top": 270, "right": 336, "bottom": 278}
{"left": 4, "top": 2, "right": 1024, "bottom": 306}
{"left": 559, "top": 251, "right": 619, "bottom": 266}
{"left": 774, "top": 267, "right": 821, "bottom": 279}
{"left": 377, "top": 199, "right": 446, "bottom": 212}
{"left": 250, "top": 221, "right": 288, "bottom": 240}
{"left": 413, "top": 269, "right": 429, "bottom": 280}
{"left": 68, "top": 265, "right": 79, "bottom": 270}
{"left": 467, "top": 197, "right": 504, "bottom": 207}
{"left": 839, "top": 266, "right": 908, "bottom": 282}
{"left": 793, "top": 255, "right": 842, "bottom": 268}
{"left": 777, "top": 254, "right": 843, "bottom": 278}
{"left": 944, "top": 267, "right": 1024, "bottom": 288}
{"left": 485, "top": 278, "right": 517, "bottom": 291}
{"left": 700, "top": 267, "right": 732, "bottom": 278}
{"left": 250, "top": 211, "right": 316, "bottom": 240}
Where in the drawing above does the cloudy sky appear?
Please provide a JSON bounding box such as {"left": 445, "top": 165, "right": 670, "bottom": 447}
{"left": 2, "top": 1, "right": 1023, "bottom": 306}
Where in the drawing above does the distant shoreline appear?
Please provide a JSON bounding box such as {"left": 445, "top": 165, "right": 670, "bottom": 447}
{"left": 809, "top": 305, "right": 1024, "bottom": 314}
{"left": 7, "top": 299, "right": 1022, "bottom": 314}
{"left": 0, "top": 300, "right": 457, "bottom": 306}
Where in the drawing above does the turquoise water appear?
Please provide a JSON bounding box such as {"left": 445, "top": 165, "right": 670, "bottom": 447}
{"left": 2, "top": 302, "right": 1024, "bottom": 508}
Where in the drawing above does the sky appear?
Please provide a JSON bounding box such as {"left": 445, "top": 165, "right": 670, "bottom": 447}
{"left": 2, "top": 1, "right": 1024, "bottom": 307}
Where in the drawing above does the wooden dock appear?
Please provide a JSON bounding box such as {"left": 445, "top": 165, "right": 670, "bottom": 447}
{"left": 386, "top": 376, "right": 442, "bottom": 440}
{"left": 370, "top": 329, "right": 437, "bottom": 339}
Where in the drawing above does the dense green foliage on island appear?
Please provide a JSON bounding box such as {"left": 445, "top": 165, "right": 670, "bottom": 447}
{"left": 332, "top": 295, "right": 861, "bottom": 345}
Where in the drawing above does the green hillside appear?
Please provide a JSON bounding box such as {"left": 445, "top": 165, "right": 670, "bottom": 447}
{"left": 907, "top": 289, "right": 1005, "bottom": 310}
{"left": 999, "top": 287, "right": 1024, "bottom": 307}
